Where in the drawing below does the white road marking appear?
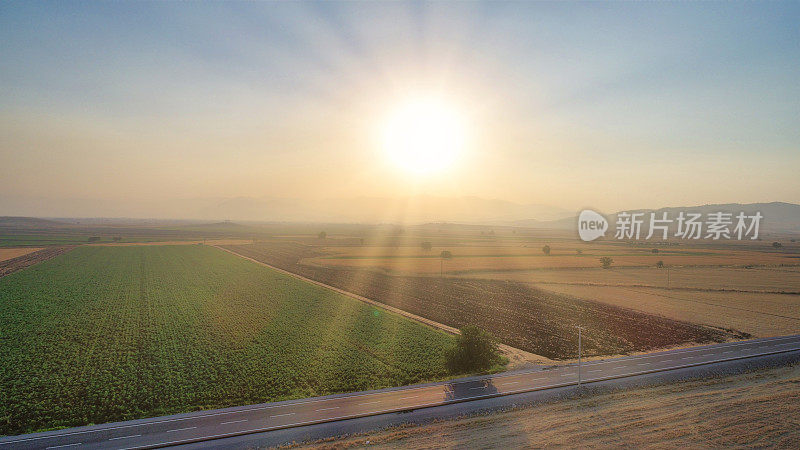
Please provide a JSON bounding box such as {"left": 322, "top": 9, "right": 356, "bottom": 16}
{"left": 469, "top": 386, "right": 485, "bottom": 390}
{"left": 589, "top": 369, "right": 603, "bottom": 373}
{"left": 400, "top": 395, "right": 419, "bottom": 400}
{"left": 501, "top": 381, "right": 520, "bottom": 385}
{"left": 219, "top": 419, "right": 247, "bottom": 425}
{"left": 722, "top": 351, "right": 733, "bottom": 354}
{"left": 358, "top": 401, "right": 381, "bottom": 405}
{"left": 46, "top": 444, "right": 82, "bottom": 449}
{"left": 560, "top": 373, "right": 576, "bottom": 377}
{"left": 269, "top": 413, "right": 295, "bottom": 418}
{"left": 109, "top": 434, "right": 141, "bottom": 441}
{"left": 662, "top": 359, "right": 673, "bottom": 362}
{"left": 637, "top": 363, "right": 650, "bottom": 366}
{"left": 166, "top": 426, "right": 196, "bottom": 433}
{"left": 315, "top": 407, "right": 339, "bottom": 412}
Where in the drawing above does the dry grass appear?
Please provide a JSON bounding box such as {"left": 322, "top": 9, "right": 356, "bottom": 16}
{"left": 0, "top": 247, "right": 41, "bottom": 262}
{"left": 295, "top": 364, "right": 800, "bottom": 449}
{"left": 304, "top": 244, "right": 798, "bottom": 274}
{"left": 539, "top": 284, "right": 800, "bottom": 337}
{"left": 462, "top": 266, "right": 800, "bottom": 293}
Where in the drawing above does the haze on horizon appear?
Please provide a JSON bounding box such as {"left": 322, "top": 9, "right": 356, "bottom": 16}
{"left": 1, "top": 1, "right": 799, "bottom": 221}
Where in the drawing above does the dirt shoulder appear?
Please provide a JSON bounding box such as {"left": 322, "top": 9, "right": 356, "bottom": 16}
{"left": 293, "top": 363, "right": 800, "bottom": 449}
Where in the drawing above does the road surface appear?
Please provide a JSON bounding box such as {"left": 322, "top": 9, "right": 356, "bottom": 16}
{"left": 2, "top": 335, "right": 798, "bottom": 449}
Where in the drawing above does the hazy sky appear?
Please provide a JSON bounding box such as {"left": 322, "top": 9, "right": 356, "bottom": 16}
{"left": 1, "top": 1, "right": 799, "bottom": 218}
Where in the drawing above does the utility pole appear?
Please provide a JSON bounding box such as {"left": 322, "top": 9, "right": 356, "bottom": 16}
{"left": 667, "top": 266, "right": 670, "bottom": 289}
{"left": 576, "top": 326, "right": 584, "bottom": 387}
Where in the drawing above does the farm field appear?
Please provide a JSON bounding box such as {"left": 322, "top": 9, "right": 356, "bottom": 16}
{"left": 537, "top": 284, "right": 800, "bottom": 338}
{"left": 299, "top": 363, "right": 800, "bottom": 449}
{"left": 222, "top": 243, "right": 741, "bottom": 359}
{"left": 0, "top": 245, "right": 455, "bottom": 436}
{"left": 301, "top": 240, "right": 800, "bottom": 274}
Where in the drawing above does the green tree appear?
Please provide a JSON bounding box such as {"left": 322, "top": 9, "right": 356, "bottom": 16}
{"left": 542, "top": 244, "right": 551, "bottom": 256}
{"left": 772, "top": 241, "right": 782, "bottom": 248}
{"left": 656, "top": 260, "right": 664, "bottom": 268}
{"left": 421, "top": 241, "right": 433, "bottom": 251}
{"left": 318, "top": 231, "right": 327, "bottom": 239}
{"left": 651, "top": 248, "right": 659, "bottom": 253}
{"left": 600, "top": 256, "right": 613, "bottom": 269}
{"left": 445, "top": 326, "right": 503, "bottom": 374}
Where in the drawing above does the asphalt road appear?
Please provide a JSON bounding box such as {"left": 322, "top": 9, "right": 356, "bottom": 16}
{"left": 2, "top": 335, "right": 799, "bottom": 450}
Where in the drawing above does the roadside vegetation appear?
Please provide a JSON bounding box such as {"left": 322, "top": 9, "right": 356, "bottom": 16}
{"left": 445, "top": 326, "right": 506, "bottom": 374}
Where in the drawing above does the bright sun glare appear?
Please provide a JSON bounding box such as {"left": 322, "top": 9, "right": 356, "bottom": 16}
{"left": 382, "top": 98, "right": 467, "bottom": 175}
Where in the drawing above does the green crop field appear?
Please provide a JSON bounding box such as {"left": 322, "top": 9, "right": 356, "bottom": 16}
{"left": 0, "top": 245, "right": 455, "bottom": 436}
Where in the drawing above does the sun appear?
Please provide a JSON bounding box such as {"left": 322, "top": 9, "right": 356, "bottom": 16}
{"left": 381, "top": 97, "right": 467, "bottom": 175}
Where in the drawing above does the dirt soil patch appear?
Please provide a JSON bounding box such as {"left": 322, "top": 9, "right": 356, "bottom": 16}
{"left": 0, "top": 247, "right": 42, "bottom": 263}
{"left": 0, "top": 246, "right": 74, "bottom": 278}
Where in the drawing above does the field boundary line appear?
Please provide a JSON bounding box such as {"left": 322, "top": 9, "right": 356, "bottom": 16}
{"left": 212, "top": 245, "right": 541, "bottom": 362}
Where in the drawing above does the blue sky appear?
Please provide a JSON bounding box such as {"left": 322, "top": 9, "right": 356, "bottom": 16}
{"left": 1, "top": 1, "right": 798, "bottom": 216}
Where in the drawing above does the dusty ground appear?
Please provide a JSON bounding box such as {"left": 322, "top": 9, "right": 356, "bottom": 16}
{"left": 0, "top": 247, "right": 42, "bottom": 262}
{"left": 293, "top": 363, "right": 800, "bottom": 449}
{"left": 539, "top": 284, "right": 800, "bottom": 338}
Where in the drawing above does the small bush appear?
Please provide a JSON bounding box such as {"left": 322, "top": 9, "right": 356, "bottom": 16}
{"left": 445, "top": 325, "right": 503, "bottom": 374}
{"left": 600, "top": 256, "right": 613, "bottom": 269}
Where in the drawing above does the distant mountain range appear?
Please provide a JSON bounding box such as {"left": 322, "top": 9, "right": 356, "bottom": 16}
{"left": 1, "top": 195, "right": 798, "bottom": 233}
{"left": 521, "top": 202, "right": 800, "bottom": 234}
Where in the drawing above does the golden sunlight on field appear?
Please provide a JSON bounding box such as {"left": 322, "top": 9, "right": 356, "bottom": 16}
{"left": 539, "top": 285, "right": 800, "bottom": 337}
{"left": 302, "top": 243, "right": 797, "bottom": 275}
